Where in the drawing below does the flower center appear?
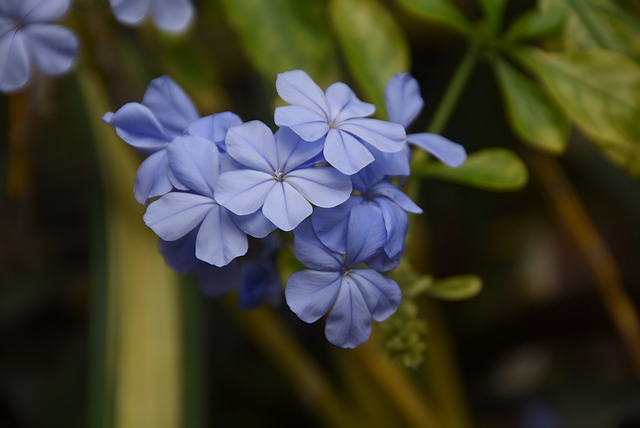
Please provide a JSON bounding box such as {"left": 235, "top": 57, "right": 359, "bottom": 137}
{"left": 273, "top": 170, "right": 285, "bottom": 182}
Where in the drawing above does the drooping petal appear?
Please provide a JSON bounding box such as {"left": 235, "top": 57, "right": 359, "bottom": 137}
{"left": 0, "top": 29, "right": 30, "bottom": 92}
{"left": 230, "top": 210, "right": 276, "bottom": 238}
{"left": 368, "top": 181, "right": 422, "bottom": 214}
{"left": 275, "top": 69, "right": 329, "bottom": 118}
{"left": 339, "top": 118, "right": 406, "bottom": 153}
{"left": 293, "top": 220, "right": 343, "bottom": 271}
{"left": 142, "top": 75, "right": 198, "bottom": 136}
{"left": 133, "top": 149, "right": 173, "bottom": 204}
{"left": 274, "top": 127, "right": 324, "bottom": 173}
{"left": 103, "top": 102, "right": 171, "bottom": 152}
{"left": 239, "top": 259, "right": 281, "bottom": 309}
{"left": 274, "top": 105, "right": 330, "bottom": 142}
{"left": 285, "top": 167, "right": 352, "bottom": 208}
{"left": 374, "top": 199, "right": 408, "bottom": 260}
{"left": 109, "top": 0, "right": 151, "bottom": 26}
{"left": 349, "top": 269, "right": 401, "bottom": 322}
{"left": 323, "top": 129, "right": 374, "bottom": 175}
{"left": 325, "top": 82, "right": 375, "bottom": 124}
{"left": 224, "top": 120, "right": 278, "bottom": 172}
{"left": 385, "top": 72, "right": 424, "bottom": 128}
{"left": 358, "top": 144, "right": 411, "bottom": 181}
{"left": 345, "top": 204, "right": 386, "bottom": 266}
{"left": 214, "top": 169, "right": 274, "bottom": 215}
{"left": 143, "top": 192, "right": 214, "bottom": 241}
{"left": 262, "top": 182, "right": 312, "bottom": 231}
{"left": 19, "top": 0, "right": 70, "bottom": 22}
{"left": 195, "top": 206, "right": 248, "bottom": 267}
{"left": 325, "top": 279, "right": 372, "bottom": 349}
{"left": 285, "top": 270, "right": 342, "bottom": 323}
{"left": 150, "top": 0, "right": 194, "bottom": 33}
{"left": 21, "top": 24, "right": 77, "bottom": 75}
{"left": 311, "top": 197, "right": 361, "bottom": 254}
{"left": 167, "top": 135, "right": 218, "bottom": 198}
{"left": 187, "top": 111, "right": 243, "bottom": 149}
{"left": 407, "top": 133, "right": 467, "bottom": 167}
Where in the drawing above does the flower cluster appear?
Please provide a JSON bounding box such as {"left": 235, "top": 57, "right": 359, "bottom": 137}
{"left": 109, "top": 0, "right": 194, "bottom": 33}
{"left": 0, "top": 0, "right": 79, "bottom": 93}
{"left": 103, "top": 70, "right": 466, "bottom": 348}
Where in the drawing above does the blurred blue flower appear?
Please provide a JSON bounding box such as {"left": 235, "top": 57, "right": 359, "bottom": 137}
{"left": 103, "top": 76, "right": 221, "bottom": 204}
{"left": 0, "top": 0, "right": 78, "bottom": 93}
{"left": 109, "top": 0, "right": 194, "bottom": 33}
{"left": 385, "top": 72, "right": 467, "bottom": 167}
{"left": 215, "top": 122, "right": 352, "bottom": 231}
{"left": 274, "top": 70, "right": 406, "bottom": 175}
{"left": 238, "top": 235, "right": 282, "bottom": 309}
{"left": 286, "top": 206, "right": 402, "bottom": 348}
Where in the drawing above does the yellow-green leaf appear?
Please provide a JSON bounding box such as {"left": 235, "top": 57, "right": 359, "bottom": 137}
{"left": 397, "top": 0, "right": 473, "bottom": 36}
{"left": 493, "top": 56, "right": 569, "bottom": 154}
{"left": 503, "top": 7, "right": 566, "bottom": 42}
{"left": 415, "top": 148, "right": 528, "bottom": 191}
{"left": 330, "top": 0, "right": 410, "bottom": 114}
{"left": 426, "top": 275, "right": 483, "bottom": 300}
{"left": 477, "top": 0, "right": 507, "bottom": 35}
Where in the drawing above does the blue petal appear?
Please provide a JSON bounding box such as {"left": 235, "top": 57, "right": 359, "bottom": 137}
{"left": 311, "top": 197, "right": 361, "bottom": 254}
{"left": 21, "top": 24, "right": 78, "bottom": 75}
{"left": 187, "top": 112, "right": 242, "bottom": 150}
{"left": 374, "top": 199, "right": 408, "bottom": 260}
{"left": 345, "top": 204, "right": 386, "bottom": 266}
{"left": 167, "top": 135, "right": 218, "bottom": 198}
{"left": 109, "top": 0, "right": 150, "bottom": 26}
{"left": 195, "top": 206, "right": 248, "bottom": 267}
{"left": 198, "top": 262, "right": 241, "bottom": 297}
{"left": 150, "top": 0, "right": 194, "bottom": 33}
{"left": 325, "top": 82, "right": 375, "bottom": 124}
{"left": 142, "top": 75, "right": 198, "bottom": 137}
{"left": 274, "top": 105, "right": 329, "bottom": 142}
{"left": 366, "top": 249, "right": 401, "bottom": 272}
{"left": 133, "top": 149, "right": 173, "bottom": 204}
{"left": 158, "top": 229, "right": 201, "bottom": 273}
{"left": 230, "top": 210, "right": 276, "bottom": 238}
{"left": 324, "top": 128, "right": 374, "bottom": 175}
{"left": 275, "top": 127, "right": 324, "bottom": 173}
{"left": 262, "top": 182, "right": 312, "bottom": 231}
{"left": 339, "top": 118, "right": 406, "bottom": 153}
{"left": 225, "top": 120, "right": 278, "bottom": 172}
{"left": 408, "top": 133, "right": 467, "bottom": 167}
{"left": 368, "top": 181, "right": 422, "bottom": 214}
{"left": 348, "top": 269, "right": 401, "bottom": 322}
{"left": 285, "top": 270, "right": 342, "bottom": 323}
{"left": 293, "top": 220, "right": 342, "bottom": 271}
{"left": 0, "top": 29, "right": 29, "bottom": 92}
{"left": 214, "top": 169, "right": 274, "bottom": 215}
{"left": 104, "top": 102, "right": 171, "bottom": 153}
{"left": 19, "top": 0, "right": 70, "bottom": 22}
{"left": 239, "top": 260, "right": 281, "bottom": 309}
{"left": 285, "top": 167, "right": 352, "bottom": 208}
{"left": 385, "top": 72, "right": 424, "bottom": 128}
{"left": 143, "top": 192, "right": 213, "bottom": 241}
{"left": 325, "top": 278, "right": 372, "bottom": 348}
{"left": 275, "top": 69, "right": 329, "bottom": 118}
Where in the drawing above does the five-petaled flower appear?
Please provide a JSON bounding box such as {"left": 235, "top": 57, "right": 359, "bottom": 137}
{"left": 0, "top": 0, "right": 79, "bottom": 93}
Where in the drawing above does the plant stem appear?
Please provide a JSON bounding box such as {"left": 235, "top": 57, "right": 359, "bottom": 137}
{"left": 528, "top": 152, "right": 640, "bottom": 376}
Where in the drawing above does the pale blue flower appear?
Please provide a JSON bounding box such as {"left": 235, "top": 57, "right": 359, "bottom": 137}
{"left": 0, "top": 0, "right": 78, "bottom": 93}
{"left": 274, "top": 70, "right": 406, "bottom": 175}
{"left": 286, "top": 206, "right": 402, "bottom": 348}
{"left": 215, "top": 122, "right": 352, "bottom": 231}
{"left": 109, "top": 0, "right": 194, "bottom": 33}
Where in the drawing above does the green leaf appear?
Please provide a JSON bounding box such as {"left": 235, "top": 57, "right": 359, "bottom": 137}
{"left": 415, "top": 148, "right": 529, "bottom": 191}
{"left": 513, "top": 47, "right": 640, "bottom": 174}
{"left": 426, "top": 275, "right": 483, "bottom": 300}
{"left": 504, "top": 7, "right": 566, "bottom": 42}
{"left": 220, "top": 0, "right": 338, "bottom": 85}
{"left": 397, "top": 0, "right": 473, "bottom": 36}
{"left": 329, "top": 0, "right": 410, "bottom": 114}
{"left": 477, "top": 0, "right": 507, "bottom": 34}
{"left": 493, "top": 56, "right": 569, "bottom": 154}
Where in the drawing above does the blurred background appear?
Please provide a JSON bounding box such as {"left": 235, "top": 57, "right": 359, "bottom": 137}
{"left": 1, "top": 0, "right": 639, "bottom": 427}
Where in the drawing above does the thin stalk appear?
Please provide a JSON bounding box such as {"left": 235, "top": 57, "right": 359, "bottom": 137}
{"left": 528, "top": 152, "right": 640, "bottom": 376}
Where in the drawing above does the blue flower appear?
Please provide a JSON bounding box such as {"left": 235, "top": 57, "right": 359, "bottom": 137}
{"left": 238, "top": 235, "right": 282, "bottom": 309}
{"left": 109, "top": 0, "right": 194, "bottom": 33}
{"left": 286, "top": 206, "right": 402, "bottom": 348}
{"left": 104, "top": 76, "right": 213, "bottom": 204}
{"left": 385, "top": 73, "right": 467, "bottom": 167}
{"left": 215, "top": 122, "right": 352, "bottom": 231}
{"left": 0, "top": 0, "right": 78, "bottom": 93}
{"left": 274, "top": 70, "right": 406, "bottom": 175}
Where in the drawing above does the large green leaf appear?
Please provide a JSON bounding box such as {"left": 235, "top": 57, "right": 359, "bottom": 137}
{"left": 220, "top": 0, "right": 338, "bottom": 85}
{"left": 477, "top": 0, "right": 507, "bottom": 35}
{"left": 330, "top": 0, "right": 410, "bottom": 114}
{"left": 540, "top": 0, "right": 640, "bottom": 62}
{"left": 397, "top": 0, "right": 473, "bottom": 36}
{"left": 415, "top": 148, "right": 528, "bottom": 191}
{"left": 493, "top": 56, "right": 569, "bottom": 154}
{"left": 513, "top": 47, "right": 640, "bottom": 175}
{"left": 503, "top": 7, "right": 566, "bottom": 42}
